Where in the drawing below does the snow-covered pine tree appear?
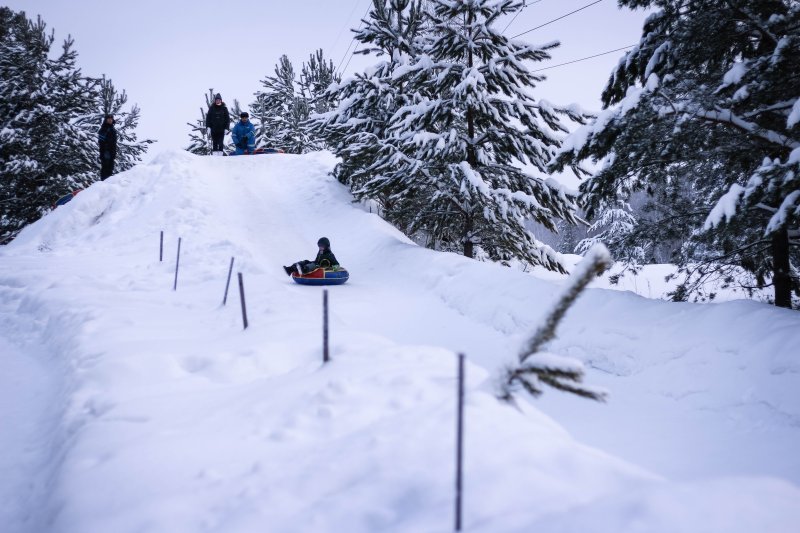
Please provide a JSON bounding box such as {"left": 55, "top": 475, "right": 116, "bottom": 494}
{"left": 227, "top": 98, "right": 243, "bottom": 153}
{"left": 90, "top": 76, "right": 153, "bottom": 173}
{"left": 37, "top": 35, "right": 98, "bottom": 193}
{"left": 228, "top": 99, "right": 243, "bottom": 122}
{"left": 551, "top": 0, "right": 799, "bottom": 308}
{"left": 186, "top": 109, "right": 211, "bottom": 155}
{"left": 0, "top": 8, "right": 96, "bottom": 242}
{"left": 253, "top": 55, "right": 313, "bottom": 154}
{"left": 185, "top": 89, "right": 217, "bottom": 155}
{"left": 300, "top": 49, "right": 341, "bottom": 117}
{"left": 249, "top": 91, "right": 277, "bottom": 151}
{"left": 380, "top": 0, "right": 586, "bottom": 268}
{"left": 308, "top": 0, "right": 427, "bottom": 196}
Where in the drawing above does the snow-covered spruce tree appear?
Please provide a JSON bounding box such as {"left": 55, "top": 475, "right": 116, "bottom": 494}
{"left": 253, "top": 55, "right": 313, "bottom": 153}
{"left": 226, "top": 98, "right": 243, "bottom": 152}
{"left": 249, "top": 90, "right": 278, "bottom": 152}
{"left": 308, "top": 0, "right": 428, "bottom": 204}
{"left": 0, "top": 8, "right": 97, "bottom": 243}
{"left": 300, "top": 48, "right": 341, "bottom": 117}
{"left": 185, "top": 89, "right": 217, "bottom": 155}
{"left": 380, "top": 0, "right": 586, "bottom": 267}
{"left": 90, "top": 76, "right": 153, "bottom": 172}
{"left": 186, "top": 109, "right": 211, "bottom": 155}
{"left": 551, "top": 0, "right": 800, "bottom": 308}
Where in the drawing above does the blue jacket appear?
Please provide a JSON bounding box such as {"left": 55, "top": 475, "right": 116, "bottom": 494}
{"left": 231, "top": 120, "right": 256, "bottom": 152}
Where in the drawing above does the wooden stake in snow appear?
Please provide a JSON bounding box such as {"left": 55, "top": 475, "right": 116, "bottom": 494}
{"left": 222, "top": 257, "right": 234, "bottom": 305}
{"left": 173, "top": 237, "right": 182, "bottom": 291}
{"left": 238, "top": 272, "right": 248, "bottom": 330}
{"left": 323, "top": 289, "right": 330, "bottom": 363}
{"left": 500, "top": 244, "right": 613, "bottom": 402}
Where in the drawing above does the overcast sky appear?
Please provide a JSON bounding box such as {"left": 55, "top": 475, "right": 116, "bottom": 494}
{"left": 7, "top": 0, "right": 650, "bottom": 159}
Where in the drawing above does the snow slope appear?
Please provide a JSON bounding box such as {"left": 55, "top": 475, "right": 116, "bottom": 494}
{"left": 1, "top": 151, "right": 799, "bottom": 533}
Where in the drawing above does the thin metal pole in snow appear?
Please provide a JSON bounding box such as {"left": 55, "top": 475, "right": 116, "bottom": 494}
{"left": 222, "top": 257, "right": 235, "bottom": 305}
{"left": 323, "top": 289, "right": 329, "bottom": 363}
{"left": 238, "top": 272, "right": 249, "bottom": 330}
{"left": 455, "top": 353, "right": 465, "bottom": 532}
{"left": 173, "top": 237, "right": 181, "bottom": 291}
{"left": 159, "top": 230, "right": 163, "bottom": 262}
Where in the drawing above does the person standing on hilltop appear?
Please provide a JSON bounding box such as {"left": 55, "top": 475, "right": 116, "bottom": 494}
{"left": 205, "top": 93, "right": 230, "bottom": 155}
{"left": 231, "top": 112, "right": 256, "bottom": 155}
{"left": 98, "top": 114, "right": 117, "bottom": 180}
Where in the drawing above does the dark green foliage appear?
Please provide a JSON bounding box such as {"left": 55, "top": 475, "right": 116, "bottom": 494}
{"left": 308, "top": 0, "right": 426, "bottom": 198}
{"left": 300, "top": 49, "right": 341, "bottom": 116}
{"left": 0, "top": 8, "right": 151, "bottom": 243}
{"left": 313, "top": 0, "right": 586, "bottom": 269}
{"left": 186, "top": 89, "right": 217, "bottom": 155}
{"left": 93, "top": 76, "right": 153, "bottom": 172}
{"left": 552, "top": 0, "right": 800, "bottom": 307}
{"left": 252, "top": 55, "right": 313, "bottom": 153}
{"left": 364, "top": 0, "right": 583, "bottom": 271}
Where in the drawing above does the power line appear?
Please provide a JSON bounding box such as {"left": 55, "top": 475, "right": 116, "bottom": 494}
{"left": 341, "top": 47, "right": 360, "bottom": 76}
{"left": 531, "top": 44, "right": 636, "bottom": 72}
{"left": 511, "top": 0, "right": 605, "bottom": 39}
{"left": 336, "top": 36, "right": 360, "bottom": 75}
{"left": 330, "top": 0, "right": 363, "bottom": 57}
{"left": 339, "top": 1, "right": 620, "bottom": 77}
{"left": 502, "top": 0, "right": 543, "bottom": 35}
{"left": 336, "top": 1, "right": 372, "bottom": 76}
{"left": 336, "top": 1, "right": 372, "bottom": 75}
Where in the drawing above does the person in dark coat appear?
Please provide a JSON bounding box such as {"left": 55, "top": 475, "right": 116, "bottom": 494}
{"left": 284, "top": 237, "right": 340, "bottom": 276}
{"left": 98, "top": 114, "right": 117, "bottom": 180}
{"left": 205, "top": 93, "right": 230, "bottom": 154}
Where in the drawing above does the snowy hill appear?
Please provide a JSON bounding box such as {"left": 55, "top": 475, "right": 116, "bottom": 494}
{"left": 1, "top": 151, "right": 799, "bottom": 533}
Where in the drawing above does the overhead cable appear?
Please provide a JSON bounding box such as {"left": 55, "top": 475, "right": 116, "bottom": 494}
{"left": 531, "top": 44, "right": 636, "bottom": 72}
{"left": 510, "top": 0, "right": 605, "bottom": 39}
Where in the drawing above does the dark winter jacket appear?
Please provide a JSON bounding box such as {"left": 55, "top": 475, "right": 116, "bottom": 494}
{"left": 231, "top": 119, "right": 256, "bottom": 151}
{"left": 314, "top": 248, "right": 339, "bottom": 268}
{"left": 205, "top": 103, "right": 230, "bottom": 132}
{"left": 98, "top": 123, "right": 117, "bottom": 160}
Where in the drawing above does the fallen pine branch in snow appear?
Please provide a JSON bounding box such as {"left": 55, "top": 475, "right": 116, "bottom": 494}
{"left": 499, "top": 244, "right": 613, "bottom": 403}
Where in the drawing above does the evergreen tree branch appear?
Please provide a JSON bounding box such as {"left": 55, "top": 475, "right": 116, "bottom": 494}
{"left": 517, "top": 244, "right": 613, "bottom": 360}
{"left": 686, "top": 107, "right": 798, "bottom": 150}
{"left": 499, "top": 244, "right": 613, "bottom": 403}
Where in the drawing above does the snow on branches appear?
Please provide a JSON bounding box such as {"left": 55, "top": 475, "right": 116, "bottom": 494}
{"left": 552, "top": 0, "right": 800, "bottom": 308}
{"left": 498, "top": 244, "right": 612, "bottom": 402}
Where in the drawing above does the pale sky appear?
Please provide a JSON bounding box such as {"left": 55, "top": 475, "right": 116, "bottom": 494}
{"left": 6, "top": 0, "right": 650, "bottom": 159}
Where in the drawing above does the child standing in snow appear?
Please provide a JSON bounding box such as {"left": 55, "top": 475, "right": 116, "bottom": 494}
{"left": 284, "top": 237, "right": 339, "bottom": 276}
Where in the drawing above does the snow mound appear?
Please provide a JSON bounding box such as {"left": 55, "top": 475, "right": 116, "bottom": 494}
{"left": 1, "top": 151, "right": 799, "bottom": 532}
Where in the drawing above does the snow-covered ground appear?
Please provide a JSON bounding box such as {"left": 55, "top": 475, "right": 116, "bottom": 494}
{"left": 1, "top": 151, "right": 798, "bottom": 533}
{"left": 529, "top": 256, "right": 775, "bottom": 305}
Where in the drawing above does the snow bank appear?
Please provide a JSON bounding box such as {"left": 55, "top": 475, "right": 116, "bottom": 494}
{"left": 1, "top": 150, "right": 799, "bottom": 532}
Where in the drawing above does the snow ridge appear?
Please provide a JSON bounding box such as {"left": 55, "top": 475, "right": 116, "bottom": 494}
{"left": 1, "top": 152, "right": 799, "bottom": 533}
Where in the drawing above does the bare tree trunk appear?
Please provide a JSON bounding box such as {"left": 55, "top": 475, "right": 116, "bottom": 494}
{"left": 772, "top": 226, "right": 792, "bottom": 308}
{"left": 463, "top": 231, "right": 474, "bottom": 258}
{"left": 463, "top": 5, "right": 476, "bottom": 260}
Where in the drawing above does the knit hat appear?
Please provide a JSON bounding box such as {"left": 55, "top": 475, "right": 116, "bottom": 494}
{"left": 240, "top": 112, "right": 249, "bottom": 118}
{"left": 317, "top": 237, "right": 330, "bottom": 248}
{"left": 214, "top": 93, "right": 222, "bottom": 101}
